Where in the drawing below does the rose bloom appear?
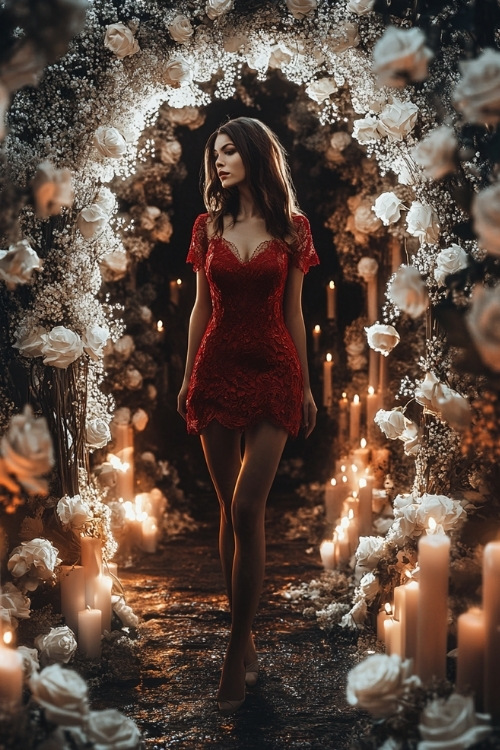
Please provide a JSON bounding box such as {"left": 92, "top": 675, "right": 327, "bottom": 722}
{"left": 0, "top": 582, "right": 31, "bottom": 620}
{"left": 93, "top": 187, "right": 115, "bottom": 215}
{"left": 436, "top": 385, "right": 471, "bottom": 431}
{"left": 388, "top": 266, "right": 428, "bottom": 318}
{"left": 373, "top": 27, "right": 433, "bottom": 88}
{"left": 418, "top": 693, "right": 492, "bottom": 750}
{"left": 94, "top": 126, "right": 127, "bottom": 159}
{"left": 83, "top": 323, "right": 110, "bottom": 360}
{"left": 56, "top": 495, "right": 93, "bottom": 528}
{"left": 373, "top": 192, "right": 403, "bottom": 225}
{"left": 32, "top": 160, "right": 74, "bottom": 219}
{"left": 354, "top": 201, "right": 381, "bottom": 234}
{"left": 0, "top": 239, "right": 42, "bottom": 290}
{"left": 328, "top": 22, "right": 360, "bottom": 54}
{"left": 286, "top": 0, "right": 317, "bottom": 19}
{"left": 164, "top": 56, "right": 192, "bottom": 87}
{"left": 412, "top": 126, "right": 458, "bottom": 180}
{"left": 17, "top": 646, "right": 40, "bottom": 678}
{"left": 8, "top": 538, "right": 60, "bottom": 582}
{"left": 104, "top": 22, "right": 140, "bottom": 58}
{"left": 466, "top": 284, "right": 500, "bottom": 372}
{"left": 160, "top": 139, "right": 182, "bottom": 165}
{"left": 352, "top": 115, "right": 381, "bottom": 144}
{"left": 166, "top": 106, "right": 205, "bottom": 129}
{"left": 347, "top": 0, "right": 374, "bottom": 14}
{"left": 132, "top": 409, "right": 148, "bottom": 432}
{"left": 434, "top": 243, "right": 468, "bottom": 286}
{"left": 415, "top": 493, "right": 465, "bottom": 532}
{"left": 359, "top": 571, "right": 379, "bottom": 602}
{"left": 365, "top": 324, "right": 400, "bottom": 356}
{"left": 100, "top": 251, "right": 128, "bottom": 282}
{"left": 330, "top": 132, "right": 351, "bottom": 151}
{"left": 30, "top": 664, "right": 89, "bottom": 726}
{"left": 374, "top": 408, "right": 409, "bottom": 439}
{"left": 453, "top": 48, "right": 500, "bottom": 125}
{"left": 400, "top": 420, "right": 420, "bottom": 456}
{"left": 82, "top": 709, "right": 141, "bottom": 750}
{"left": 306, "top": 77, "right": 337, "bottom": 104}
{"left": 206, "top": 0, "right": 234, "bottom": 19}
{"left": 406, "top": 201, "right": 440, "bottom": 244}
{"left": 77, "top": 203, "right": 108, "bottom": 239}
{"left": 472, "top": 181, "right": 500, "bottom": 257}
{"left": 355, "top": 535, "right": 386, "bottom": 570}
{"left": 347, "top": 653, "right": 418, "bottom": 718}
{"left": 357, "top": 256, "right": 379, "bottom": 281}
{"left": 41, "top": 326, "right": 84, "bottom": 369}
{"left": 168, "top": 15, "right": 194, "bottom": 44}
{"left": 113, "top": 334, "right": 135, "bottom": 359}
{"left": 268, "top": 43, "right": 293, "bottom": 69}
{"left": 35, "top": 626, "right": 77, "bottom": 666}
{"left": 113, "top": 596, "right": 140, "bottom": 628}
{"left": 223, "top": 32, "right": 249, "bottom": 53}
{"left": 86, "top": 417, "right": 111, "bottom": 449}
{"left": 1, "top": 404, "right": 54, "bottom": 494}
{"left": 415, "top": 371, "right": 441, "bottom": 411}
{"left": 378, "top": 98, "right": 419, "bottom": 142}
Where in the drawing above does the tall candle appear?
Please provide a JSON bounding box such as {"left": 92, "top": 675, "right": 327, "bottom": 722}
{"left": 335, "top": 526, "right": 350, "bottom": 563}
{"left": 352, "top": 438, "right": 370, "bottom": 471}
{"left": 60, "top": 565, "right": 86, "bottom": 636}
{"left": 457, "top": 607, "right": 485, "bottom": 711}
{"left": 349, "top": 394, "right": 361, "bottom": 442}
{"left": 322, "top": 354, "right": 334, "bottom": 408}
{"left": 483, "top": 541, "right": 500, "bottom": 719}
{"left": 416, "top": 530, "right": 450, "bottom": 682}
{"left": 368, "top": 350, "right": 379, "bottom": 393}
{"left": 367, "top": 276, "right": 377, "bottom": 324}
{"left": 320, "top": 540, "right": 336, "bottom": 571}
{"left": 390, "top": 236, "right": 402, "bottom": 274}
{"left": 379, "top": 354, "right": 388, "bottom": 409}
{"left": 384, "top": 618, "right": 402, "bottom": 657}
{"left": 0, "top": 646, "right": 23, "bottom": 708}
{"left": 169, "top": 278, "right": 182, "bottom": 305}
{"left": 357, "top": 476, "right": 373, "bottom": 537}
{"left": 77, "top": 608, "right": 102, "bottom": 659}
{"left": 366, "top": 386, "right": 380, "bottom": 441}
{"left": 94, "top": 575, "right": 113, "bottom": 633}
{"left": 324, "top": 478, "right": 344, "bottom": 524}
{"left": 80, "top": 537, "right": 102, "bottom": 608}
{"left": 338, "top": 392, "right": 349, "bottom": 443}
{"left": 141, "top": 516, "right": 158, "bottom": 553}
{"left": 402, "top": 580, "right": 419, "bottom": 663}
{"left": 312, "top": 324, "right": 321, "bottom": 353}
{"left": 326, "top": 280, "right": 336, "bottom": 320}
{"left": 112, "top": 422, "right": 133, "bottom": 455}
{"left": 377, "top": 604, "right": 392, "bottom": 641}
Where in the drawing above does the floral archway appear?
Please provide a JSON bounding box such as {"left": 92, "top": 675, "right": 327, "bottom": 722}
{"left": 1, "top": 0, "right": 500, "bottom": 744}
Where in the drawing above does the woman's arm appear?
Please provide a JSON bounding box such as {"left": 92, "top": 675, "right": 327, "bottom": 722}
{"left": 177, "top": 268, "right": 212, "bottom": 419}
{"left": 284, "top": 264, "right": 317, "bottom": 438}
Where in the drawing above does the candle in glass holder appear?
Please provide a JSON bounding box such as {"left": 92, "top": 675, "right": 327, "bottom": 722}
{"left": 0, "top": 645, "right": 23, "bottom": 708}
{"left": 326, "top": 280, "right": 336, "bottom": 320}
{"left": 349, "top": 395, "right": 361, "bottom": 442}
{"left": 60, "top": 565, "right": 86, "bottom": 636}
{"left": 457, "top": 607, "right": 485, "bottom": 711}
{"left": 322, "top": 354, "right": 333, "bottom": 408}
{"left": 80, "top": 537, "right": 102, "bottom": 608}
{"left": 77, "top": 608, "right": 102, "bottom": 659}
{"left": 312, "top": 324, "right": 321, "bottom": 353}
{"left": 320, "top": 540, "right": 336, "bottom": 571}
{"left": 483, "top": 541, "right": 500, "bottom": 719}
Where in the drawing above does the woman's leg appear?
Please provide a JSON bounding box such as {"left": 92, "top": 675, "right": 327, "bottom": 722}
{"left": 218, "top": 420, "right": 288, "bottom": 702}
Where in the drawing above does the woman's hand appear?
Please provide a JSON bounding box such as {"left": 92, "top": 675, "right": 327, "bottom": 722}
{"left": 177, "top": 381, "right": 189, "bottom": 420}
{"left": 302, "top": 387, "right": 317, "bottom": 438}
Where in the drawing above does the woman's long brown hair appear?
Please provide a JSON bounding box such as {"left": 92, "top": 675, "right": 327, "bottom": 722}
{"left": 201, "top": 117, "right": 302, "bottom": 247}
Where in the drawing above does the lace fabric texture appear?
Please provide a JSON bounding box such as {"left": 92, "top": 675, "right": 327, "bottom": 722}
{"left": 185, "top": 213, "right": 319, "bottom": 437}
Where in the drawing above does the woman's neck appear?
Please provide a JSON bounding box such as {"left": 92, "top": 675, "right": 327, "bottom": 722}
{"left": 235, "top": 186, "right": 261, "bottom": 221}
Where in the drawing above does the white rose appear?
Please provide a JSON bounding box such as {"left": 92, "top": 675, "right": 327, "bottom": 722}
{"left": 41, "top": 326, "right": 84, "bottom": 369}
{"left": 13, "top": 326, "right": 47, "bottom": 358}
{"left": 104, "top": 23, "right": 140, "bottom": 59}
{"left": 0, "top": 239, "right": 42, "bottom": 290}
{"left": 352, "top": 115, "right": 381, "bottom": 144}
{"left": 29, "top": 664, "right": 89, "bottom": 726}
{"left": 472, "top": 182, "right": 500, "bottom": 257}
{"left": 164, "top": 56, "right": 192, "bottom": 87}
{"left": 412, "top": 126, "right": 457, "bottom": 180}
{"left": 223, "top": 33, "right": 249, "bottom": 54}
{"left": 378, "top": 98, "right": 419, "bottom": 141}
{"left": 17, "top": 646, "right": 40, "bottom": 677}
{"left": 373, "top": 27, "right": 433, "bottom": 88}
{"left": 400, "top": 421, "right": 420, "bottom": 456}
{"left": 357, "top": 256, "right": 379, "bottom": 281}
{"left": 93, "top": 187, "right": 115, "bottom": 215}
{"left": 365, "top": 324, "right": 400, "bottom": 356}
{"left": 160, "top": 140, "right": 182, "bottom": 165}
{"left": 168, "top": 15, "right": 194, "bottom": 44}
{"left": 269, "top": 43, "right": 293, "bottom": 69}
{"left": 388, "top": 265, "right": 428, "bottom": 318}
{"left": 77, "top": 203, "right": 108, "bottom": 239}
{"left": 32, "top": 161, "right": 74, "bottom": 219}
{"left": 453, "top": 49, "right": 500, "bottom": 125}
{"left": 0, "top": 582, "right": 31, "bottom": 620}
{"left": 85, "top": 709, "right": 141, "bottom": 750}
{"left": 56, "top": 495, "right": 93, "bottom": 528}
{"left": 415, "top": 493, "right": 465, "bottom": 532}
{"left": 132, "top": 409, "right": 148, "bottom": 432}
{"left": 354, "top": 201, "right": 381, "bottom": 234}
{"left": 1, "top": 405, "right": 54, "bottom": 494}
{"left": 113, "top": 334, "right": 135, "bottom": 359}
{"left": 418, "top": 693, "right": 492, "bottom": 750}
{"left": 286, "top": 0, "right": 318, "bottom": 19}
{"left": 359, "top": 572, "right": 379, "bottom": 601}
{"left": 355, "top": 535, "right": 386, "bottom": 570}
{"left": 415, "top": 371, "right": 441, "bottom": 411}
{"left": 246, "top": 47, "right": 271, "bottom": 72}
{"left": 86, "top": 418, "right": 111, "bottom": 449}
{"left": 113, "top": 596, "right": 140, "bottom": 628}
{"left": 83, "top": 324, "right": 109, "bottom": 360}
{"left": 373, "top": 192, "right": 403, "bottom": 225}
{"left": 347, "top": 653, "right": 417, "bottom": 717}
{"left": 94, "top": 126, "right": 127, "bottom": 159}
{"left": 435, "top": 385, "right": 471, "bottom": 431}
{"left": 35, "top": 626, "right": 77, "bottom": 665}
{"left": 166, "top": 106, "right": 205, "bottom": 129}
{"left": 406, "top": 201, "right": 440, "bottom": 244}
{"left": 434, "top": 244, "right": 468, "bottom": 286}
{"left": 206, "top": 0, "right": 234, "bottom": 19}
{"left": 466, "top": 284, "right": 500, "bottom": 372}
{"left": 306, "top": 77, "right": 337, "bottom": 104}
{"left": 100, "top": 251, "right": 128, "bottom": 282}
{"left": 347, "top": 0, "right": 374, "bottom": 14}
{"left": 374, "top": 408, "right": 409, "bottom": 439}
{"left": 0, "top": 82, "right": 8, "bottom": 140}
{"left": 8, "top": 538, "right": 60, "bottom": 582}
{"left": 330, "top": 132, "right": 351, "bottom": 151}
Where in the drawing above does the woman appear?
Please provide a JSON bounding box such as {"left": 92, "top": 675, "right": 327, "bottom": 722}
{"left": 177, "top": 117, "right": 319, "bottom": 714}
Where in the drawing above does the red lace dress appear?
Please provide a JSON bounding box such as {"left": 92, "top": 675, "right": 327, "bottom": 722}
{"left": 185, "top": 213, "right": 319, "bottom": 437}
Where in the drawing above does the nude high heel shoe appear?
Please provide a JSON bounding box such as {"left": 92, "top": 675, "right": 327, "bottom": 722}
{"left": 244, "top": 660, "right": 259, "bottom": 687}
{"left": 217, "top": 693, "right": 246, "bottom": 715}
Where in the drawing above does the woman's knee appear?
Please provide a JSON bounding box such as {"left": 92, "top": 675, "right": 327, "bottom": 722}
{"left": 231, "top": 494, "right": 264, "bottom": 536}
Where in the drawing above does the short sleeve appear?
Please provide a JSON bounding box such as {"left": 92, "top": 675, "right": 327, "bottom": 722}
{"left": 186, "top": 213, "right": 209, "bottom": 272}
{"left": 291, "top": 215, "right": 320, "bottom": 274}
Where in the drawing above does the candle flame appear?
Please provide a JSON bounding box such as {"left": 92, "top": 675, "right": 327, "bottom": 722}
{"left": 352, "top": 490, "right": 358, "bottom": 498}
{"left": 342, "top": 392, "right": 347, "bottom": 399}
{"left": 353, "top": 394, "right": 360, "bottom": 404}
{"left": 330, "top": 478, "right": 336, "bottom": 487}
{"left": 3, "top": 631, "right": 13, "bottom": 645}
{"left": 326, "top": 353, "right": 332, "bottom": 362}
{"left": 314, "top": 324, "right": 321, "bottom": 333}
{"left": 342, "top": 475, "right": 348, "bottom": 483}
{"left": 341, "top": 516, "right": 349, "bottom": 529}
{"left": 351, "top": 464, "right": 358, "bottom": 473}
{"left": 428, "top": 517, "right": 437, "bottom": 532}
{"left": 348, "top": 509, "right": 354, "bottom": 520}
{"left": 384, "top": 602, "right": 392, "bottom": 615}
{"left": 107, "top": 453, "right": 129, "bottom": 473}
{"left": 360, "top": 438, "right": 367, "bottom": 449}
{"left": 157, "top": 320, "right": 164, "bottom": 332}
{"left": 359, "top": 477, "right": 367, "bottom": 489}
{"left": 176, "top": 278, "right": 182, "bottom": 286}
{"left": 368, "top": 386, "right": 375, "bottom": 396}
{"left": 329, "top": 280, "right": 335, "bottom": 289}
{"left": 341, "top": 464, "right": 346, "bottom": 472}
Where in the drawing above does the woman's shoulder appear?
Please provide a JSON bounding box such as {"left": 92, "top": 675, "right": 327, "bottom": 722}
{"left": 292, "top": 213, "right": 310, "bottom": 229}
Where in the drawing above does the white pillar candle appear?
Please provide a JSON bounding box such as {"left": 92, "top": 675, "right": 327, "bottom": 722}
{"left": 338, "top": 393, "right": 349, "bottom": 443}
{"left": 169, "top": 278, "right": 182, "bottom": 305}
{"left": 320, "top": 540, "right": 336, "bottom": 571}
{"left": 312, "top": 324, "right": 321, "bottom": 353}
{"left": 366, "top": 386, "right": 380, "bottom": 441}
{"left": 457, "top": 607, "right": 485, "bottom": 711}
{"left": 148, "top": 488, "right": 167, "bottom": 521}
{"left": 141, "top": 517, "right": 158, "bottom": 553}
{"left": 346, "top": 510, "right": 359, "bottom": 557}
{"left": 390, "top": 237, "right": 402, "bottom": 274}
{"left": 377, "top": 604, "right": 392, "bottom": 641}
{"left": 385, "top": 618, "right": 403, "bottom": 657}
{"left": 324, "top": 478, "right": 344, "bottom": 524}
{"left": 367, "top": 277, "right": 377, "bottom": 324}
{"left": 378, "top": 354, "right": 388, "bottom": 409}
{"left": 393, "top": 585, "right": 405, "bottom": 621}
{"left": 60, "top": 565, "right": 86, "bottom": 636}
{"left": 94, "top": 575, "right": 113, "bottom": 633}
{"left": 416, "top": 531, "right": 450, "bottom": 682}
{"left": 402, "top": 580, "right": 419, "bottom": 663}
{"left": 322, "top": 354, "right": 333, "bottom": 408}
{"left": 111, "top": 422, "right": 133, "bottom": 455}
{"left": 326, "top": 280, "right": 336, "bottom": 320}
{"left": 115, "top": 452, "right": 134, "bottom": 502}
{"left": 335, "top": 526, "right": 350, "bottom": 563}
{"left": 349, "top": 395, "right": 361, "bottom": 442}
{"left": 368, "top": 350, "right": 379, "bottom": 393}
{"left": 483, "top": 541, "right": 500, "bottom": 719}
{"left": 80, "top": 537, "right": 102, "bottom": 608}
{"left": 357, "top": 476, "right": 373, "bottom": 537}
{"left": 352, "top": 438, "right": 370, "bottom": 471}
{"left": 0, "top": 646, "right": 23, "bottom": 708}
{"left": 77, "top": 608, "right": 102, "bottom": 659}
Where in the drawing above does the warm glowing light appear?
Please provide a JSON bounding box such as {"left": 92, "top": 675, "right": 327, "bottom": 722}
{"left": 157, "top": 320, "right": 164, "bottom": 332}
{"left": 342, "top": 392, "right": 347, "bottom": 399}
{"left": 360, "top": 438, "right": 367, "bottom": 449}
{"left": 384, "top": 602, "right": 392, "bottom": 615}
{"left": 107, "top": 454, "right": 130, "bottom": 473}
{"left": 3, "top": 631, "right": 13, "bottom": 645}
{"left": 123, "top": 501, "right": 135, "bottom": 521}
{"left": 342, "top": 475, "right": 348, "bottom": 484}
{"left": 330, "top": 478, "right": 336, "bottom": 487}
{"left": 329, "top": 280, "right": 335, "bottom": 290}
{"left": 314, "top": 324, "right": 321, "bottom": 333}
{"left": 428, "top": 517, "right": 437, "bottom": 532}
{"left": 341, "top": 464, "right": 346, "bottom": 472}
{"left": 368, "top": 385, "right": 375, "bottom": 396}
{"left": 359, "top": 478, "right": 367, "bottom": 489}
{"left": 341, "top": 516, "right": 349, "bottom": 529}
{"left": 326, "top": 352, "right": 332, "bottom": 363}
{"left": 348, "top": 509, "right": 354, "bottom": 520}
{"left": 352, "top": 490, "right": 358, "bottom": 499}
{"left": 176, "top": 278, "right": 182, "bottom": 286}
{"left": 351, "top": 464, "right": 358, "bottom": 474}
{"left": 353, "top": 394, "right": 360, "bottom": 404}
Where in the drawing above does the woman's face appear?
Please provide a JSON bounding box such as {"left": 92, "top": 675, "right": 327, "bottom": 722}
{"left": 213, "top": 133, "right": 246, "bottom": 189}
